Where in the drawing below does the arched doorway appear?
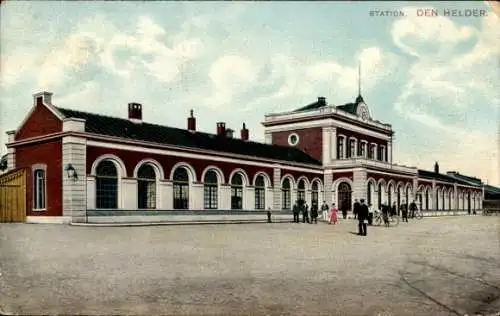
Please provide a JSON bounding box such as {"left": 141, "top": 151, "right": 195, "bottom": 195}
{"left": 337, "top": 182, "right": 352, "bottom": 212}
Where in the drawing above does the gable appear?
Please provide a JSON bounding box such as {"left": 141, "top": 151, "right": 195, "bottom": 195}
{"left": 15, "top": 103, "right": 63, "bottom": 141}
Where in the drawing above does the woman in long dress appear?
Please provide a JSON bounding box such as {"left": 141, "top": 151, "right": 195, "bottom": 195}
{"left": 329, "top": 203, "right": 338, "bottom": 224}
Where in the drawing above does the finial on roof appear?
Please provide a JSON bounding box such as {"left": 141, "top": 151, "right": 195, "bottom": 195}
{"left": 358, "top": 60, "right": 361, "bottom": 97}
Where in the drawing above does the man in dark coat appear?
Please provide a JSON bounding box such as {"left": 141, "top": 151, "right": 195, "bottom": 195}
{"left": 310, "top": 203, "right": 319, "bottom": 224}
{"left": 391, "top": 202, "right": 397, "bottom": 217}
{"left": 302, "top": 202, "right": 309, "bottom": 223}
{"left": 401, "top": 201, "right": 408, "bottom": 222}
{"left": 409, "top": 200, "right": 417, "bottom": 219}
{"left": 358, "top": 199, "right": 369, "bottom": 236}
{"left": 353, "top": 199, "right": 361, "bottom": 220}
{"left": 292, "top": 201, "right": 300, "bottom": 223}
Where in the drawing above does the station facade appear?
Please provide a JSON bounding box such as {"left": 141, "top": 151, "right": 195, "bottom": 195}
{"left": 3, "top": 91, "right": 484, "bottom": 223}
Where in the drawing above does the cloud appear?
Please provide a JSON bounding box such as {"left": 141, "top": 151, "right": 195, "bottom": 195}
{"left": 393, "top": 12, "right": 500, "bottom": 185}
{"left": 393, "top": 7, "right": 476, "bottom": 58}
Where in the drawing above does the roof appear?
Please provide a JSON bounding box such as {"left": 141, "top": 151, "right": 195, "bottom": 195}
{"left": 293, "top": 95, "right": 364, "bottom": 116}
{"left": 446, "top": 171, "right": 483, "bottom": 186}
{"left": 417, "top": 169, "right": 481, "bottom": 187}
{"left": 56, "top": 107, "right": 322, "bottom": 166}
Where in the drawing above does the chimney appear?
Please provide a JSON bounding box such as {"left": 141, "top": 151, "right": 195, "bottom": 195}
{"left": 434, "top": 161, "right": 439, "bottom": 174}
{"left": 187, "top": 109, "right": 196, "bottom": 132}
{"left": 33, "top": 91, "right": 53, "bottom": 106}
{"left": 240, "top": 123, "right": 249, "bottom": 141}
{"left": 216, "top": 122, "right": 226, "bottom": 136}
{"left": 128, "top": 102, "right": 142, "bottom": 123}
{"left": 318, "top": 96, "right": 326, "bottom": 106}
{"left": 225, "top": 128, "right": 234, "bottom": 138}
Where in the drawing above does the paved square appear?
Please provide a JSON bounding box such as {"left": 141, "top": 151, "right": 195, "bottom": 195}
{"left": 1, "top": 216, "right": 499, "bottom": 315}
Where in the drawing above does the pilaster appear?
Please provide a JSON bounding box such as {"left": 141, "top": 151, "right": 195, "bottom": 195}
{"left": 352, "top": 168, "right": 367, "bottom": 203}
{"left": 220, "top": 184, "right": 231, "bottom": 210}
{"left": 86, "top": 176, "right": 96, "bottom": 210}
{"left": 62, "top": 134, "right": 87, "bottom": 223}
{"left": 330, "top": 127, "right": 337, "bottom": 163}
{"left": 159, "top": 180, "right": 173, "bottom": 209}
{"left": 266, "top": 187, "right": 274, "bottom": 210}
{"left": 322, "top": 127, "right": 331, "bottom": 164}
{"left": 122, "top": 178, "right": 137, "bottom": 209}
{"left": 265, "top": 132, "right": 272, "bottom": 144}
{"left": 324, "top": 170, "right": 333, "bottom": 206}
{"left": 453, "top": 183, "right": 458, "bottom": 210}
{"left": 245, "top": 186, "right": 255, "bottom": 210}
{"left": 190, "top": 183, "right": 204, "bottom": 210}
{"left": 387, "top": 141, "right": 392, "bottom": 163}
{"left": 272, "top": 166, "right": 281, "bottom": 210}
{"left": 6, "top": 131, "right": 15, "bottom": 171}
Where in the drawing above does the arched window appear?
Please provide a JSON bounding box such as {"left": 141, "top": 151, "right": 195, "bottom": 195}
{"left": 337, "top": 137, "right": 344, "bottom": 159}
{"left": 282, "top": 178, "right": 291, "bottom": 210}
{"left": 405, "top": 186, "right": 410, "bottom": 208}
{"left": 449, "top": 191, "right": 452, "bottom": 210}
{"left": 397, "top": 186, "right": 401, "bottom": 209}
{"left": 348, "top": 139, "right": 356, "bottom": 158}
{"left": 203, "top": 170, "right": 218, "bottom": 209}
{"left": 311, "top": 182, "right": 319, "bottom": 207}
{"left": 442, "top": 189, "right": 446, "bottom": 211}
{"left": 96, "top": 160, "right": 118, "bottom": 209}
{"left": 425, "top": 189, "right": 429, "bottom": 210}
{"left": 297, "top": 179, "right": 306, "bottom": 204}
{"left": 33, "top": 169, "right": 46, "bottom": 210}
{"left": 368, "top": 144, "right": 375, "bottom": 159}
{"left": 137, "top": 164, "right": 156, "bottom": 209}
{"left": 367, "top": 182, "right": 372, "bottom": 206}
{"left": 359, "top": 142, "right": 366, "bottom": 157}
{"left": 388, "top": 184, "right": 393, "bottom": 206}
{"left": 436, "top": 189, "right": 440, "bottom": 210}
{"left": 173, "top": 167, "right": 189, "bottom": 210}
{"left": 254, "top": 175, "right": 265, "bottom": 210}
{"left": 377, "top": 183, "right": 382, "bottom": 209}
{"left": 231, "top": 173, "right": 243, "bottom": 210}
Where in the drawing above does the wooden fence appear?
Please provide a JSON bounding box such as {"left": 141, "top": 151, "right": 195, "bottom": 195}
{"left": 0, "top": 168, "right": 27, "bottom": 222}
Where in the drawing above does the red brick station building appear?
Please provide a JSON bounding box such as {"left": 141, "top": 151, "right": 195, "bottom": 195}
{"left": 2, "top": 91, "right": 485, "bottom": 224}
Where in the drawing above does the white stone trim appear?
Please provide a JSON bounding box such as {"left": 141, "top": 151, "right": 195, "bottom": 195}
{"left": 133, "top": 158, "right": 165, "bottom": 179}
{"left": 86, "top": 140, "right": 323, "bottom": 174}
{"left": 201, "top": 165, "right": 226, "bottom": 184}
{"left": 26, "top": 216, "right": 72, "bottom": 224}
{"left": 31, "top": 163, "right": 48, "bottom": 212}
{"left": 169, "top": 162, "right": 197, "bottom": 182}
{"left": 62, "top": 118, "right": 86, "bottom": 133}
{"left": 331, "top": 177, "right": 354, "bottom": 192}
{"left": 264, "top": 117, "right": 392, "bottom": 140}
{"left": 296, "top": 176, "right": 311, "bottom": 190}
{"left": 252, "top": 171, "right": 272, "bottom": 187}
{"left": 228, "top": 168, "right": 250, "bottom": 186}
{"left": 90, "top": 154, "right": 127, "bottom": 177}
{"left": 281, "top": 174, "right": 296, "bottom": 189}
{"left": 287, "top": 132, "right": 300, "bottom": 146}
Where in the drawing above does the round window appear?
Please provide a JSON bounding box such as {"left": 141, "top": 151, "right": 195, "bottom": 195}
{"left": 288, "top": 133, "right": 299, "bottom": 146}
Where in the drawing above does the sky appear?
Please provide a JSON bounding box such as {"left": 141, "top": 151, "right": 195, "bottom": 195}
{"left": 1, "top": 1, "right": 499, "bottom": 186}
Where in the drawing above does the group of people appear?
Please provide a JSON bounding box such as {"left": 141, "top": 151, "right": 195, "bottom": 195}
{"left": 291, "top": 198, "right": 422, "bottom": 237}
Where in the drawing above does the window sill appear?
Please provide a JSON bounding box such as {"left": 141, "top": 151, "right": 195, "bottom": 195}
{"left": 32, "top": 209, "right": 46, "bottom": 212}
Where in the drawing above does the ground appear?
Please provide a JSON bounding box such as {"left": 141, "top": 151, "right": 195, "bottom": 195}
{"left": 1, "top": 216, "right": 500, "bottom": 316}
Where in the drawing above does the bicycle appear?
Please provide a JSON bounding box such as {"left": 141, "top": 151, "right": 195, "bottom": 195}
{"left": 374, "top": 211, "right": 400, "bottom": 227}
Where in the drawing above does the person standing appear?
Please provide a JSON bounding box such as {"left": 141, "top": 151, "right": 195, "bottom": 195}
{"left": 382, "top": 203, "right": 390, "bottom": 227}
{"left": 358, "top": 199, "right": 369, "bottom": 236}
{"left": 353, "top": 199, "right": 360, "bottom": 219}
{"left": 329, "top": 203, "right": 338, "bottom": 224}
{"left": 341, "top": 203, "right": 348, "bottom": 220}
{"left": 311, "top": 203, "right": 319, "bottom": 224}
{"left": 401, "top": 201, "right": 408, "bottom": 222}
{"left": 321, "top": 201, "right": 329, "bottom": 222}
{"left": 391, "top": 202, "right": 397, "bottom": 217}
{"left": 409, "top": 200, "right": 417, "bottom": 219}
{"left": 292, "top": 201, "right": 300, "bottom": 223}
{"left": 302, "top": 202, "right": 309, "bottom": 223}
{"left": 367, "top": 203, "right": 374, "bottom": 225}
